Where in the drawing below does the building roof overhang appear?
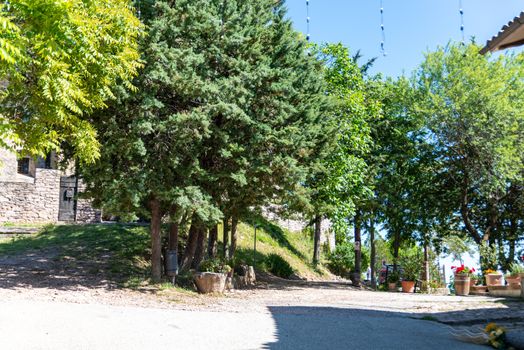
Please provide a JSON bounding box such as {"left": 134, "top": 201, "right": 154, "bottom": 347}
{"left": 480, "top": 12, "right": 524, "bottom": 54}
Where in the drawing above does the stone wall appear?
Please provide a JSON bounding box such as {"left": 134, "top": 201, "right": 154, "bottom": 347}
{"left": 263, "top": 207, "right": 335, "bottom": 252}
{"left": 75, "top": 181, "right": 102, "bottom": 223}
{"left": 0, "top": 147, "right": 17, "bottom": 180}
{"left": 0, "top": 169, "right": 61, "bottom": 223}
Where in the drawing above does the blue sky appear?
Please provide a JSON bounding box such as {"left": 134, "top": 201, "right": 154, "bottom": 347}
{"left": 285, "top": 0, "right": 524, "bottom": 77}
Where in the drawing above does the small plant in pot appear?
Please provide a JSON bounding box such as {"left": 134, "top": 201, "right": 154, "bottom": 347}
{"left": 193, "top": 259, "right": 232, "bottom": 294}
{"left": 399, "top": 249, "right": 423, "bottom": 293}
{"left": 505, "top": 263, "right": 524, "bottom": 288}
{"left": 387, "top": 271, "right": 400, "bottom": 292}
{"left": 470, "top": 273, "right": 480, "bottom": 287}
{"left": 452, "top": 265, "right": 475, "bottom": 296}
{"left": 484, "top": 268, "right": 503, "bottom": 287}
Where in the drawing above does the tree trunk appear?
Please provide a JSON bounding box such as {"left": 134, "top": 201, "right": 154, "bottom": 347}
{"left": 460, "top": 172, "right": 483, "bottom": 244}
{"left": 423, "top": 236, "right": 430, "bottom": 288}
{"left": 313, "top": 215, "right": 322, "bottom": 265}
{"left": 222, "top": 216, "right": 230, "bottom": 259}
{"left": 208, "top": 225, "right": 218, "bottom": 258}
{"left": 192, "top": 227, "right": 207, "bottom": 269}
{"left": 353, "top": 211, "right": 362, "bottom": 287}
{"left": 149, "top": 198, "right": 163, "bottom": 282}
{"left": 169, "top": 222, "right": 179, "bottom": 252}
{"left": 229, "top": 216, "right": 239, "bottom": 259}
{"left": 393, "top": 228, "right": 400, "bottom": 273}
{"left": 180, "top": 219, "right": 200, "bottom": 272}
{"left": 369, "top": 216, "right": 376, "bottom": 289}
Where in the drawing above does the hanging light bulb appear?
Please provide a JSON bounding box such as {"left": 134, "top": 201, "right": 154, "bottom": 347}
{"left": 459, "top": 0, "right": 465, "bottom": 45}
{"left": 380, "top": 0, "right": 387, "bottom": 56}
{"left": 306, "top": 0, "right": 310, "bottom": 41}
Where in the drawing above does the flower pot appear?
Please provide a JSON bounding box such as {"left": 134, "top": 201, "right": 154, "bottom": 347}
{"left": 469, "top": 278, "right": 477, "bottom": 287}
{"left": 454, "top": 274, "right": 471, "bottom": 296}
{"left": 401, "top": 280, "right": 415, "bottom": 293}
{"left": 505, "top": 276, "right": 521, "bottom": 288}
{"left": 388, "top": 282, "right": 397, "bottom": 292}
{"left": 486, "top": 273, "right": 503, "bottom": 286}
{"left": 193, "top": 272, "right": 227, "bottom": 294}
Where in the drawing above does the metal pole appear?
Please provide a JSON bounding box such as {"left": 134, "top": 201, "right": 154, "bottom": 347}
{"left": 253, "top": 225, "right": 257, "bottom": 267}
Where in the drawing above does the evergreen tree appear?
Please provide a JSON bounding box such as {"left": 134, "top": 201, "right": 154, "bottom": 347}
{"left": 82, "top": 0, "right": 330, "bottom": 281}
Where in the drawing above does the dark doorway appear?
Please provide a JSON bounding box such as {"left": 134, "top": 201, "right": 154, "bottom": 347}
{"left": 58, "top": 176, "right": 77, "bottom": 221}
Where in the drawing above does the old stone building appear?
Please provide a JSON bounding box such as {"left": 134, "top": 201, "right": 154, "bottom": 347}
{"left": 0, "top": 148, "right": 100, "bottom": 224}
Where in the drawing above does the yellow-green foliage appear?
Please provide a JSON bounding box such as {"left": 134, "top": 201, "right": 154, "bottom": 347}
{"left": 0, "top": 0, "right": 142, "bottom": 162}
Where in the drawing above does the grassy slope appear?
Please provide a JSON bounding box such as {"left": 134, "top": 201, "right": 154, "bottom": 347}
{"left": 0, "top": 219, "right": 330, "bottom": 283}
{"left": 233, "top": 219, "right": 330, "bottom": 279}
{"left": 0, "top": 224, "right": 151, "bottom": 283}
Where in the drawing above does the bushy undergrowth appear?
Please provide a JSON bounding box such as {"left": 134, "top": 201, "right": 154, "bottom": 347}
{"left": 265, "top": 253, "right": 294, "bottom": 278}
{"left": 326, "top": 242, "right": 369, "bottom": 277}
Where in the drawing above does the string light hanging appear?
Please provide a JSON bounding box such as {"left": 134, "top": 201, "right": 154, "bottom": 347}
{"left": 459, "top": 0, "right": 465, "bottom": 45}
{"left": 379, "top": 0, "right": 386, "bottom": 56}
{"left": 306, "top": 0, "right": 310, "bottom": 41}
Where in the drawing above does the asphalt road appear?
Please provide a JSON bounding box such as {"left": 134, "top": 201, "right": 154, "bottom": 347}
{"left": 0, "top": 300, "right": 486, "bottom": 350}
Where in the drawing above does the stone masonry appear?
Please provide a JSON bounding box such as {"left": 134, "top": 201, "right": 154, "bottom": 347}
{"left": 75, "top": 181, "right": 102, "bottom": 223}
{"left": 0, "top": 169, "right": 61, "bottom": 224}
{"left": 0, "top": 147, "right": 100, "bottom": 224}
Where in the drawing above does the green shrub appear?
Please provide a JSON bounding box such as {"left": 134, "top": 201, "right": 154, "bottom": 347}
{"left": 265, "top": 253, "right": 294, "bottom": 278}
{"left": 326, "top": 242, "right": 369, "bottom": 277}
{"left": 509, "top": 263, "right": 524, "bottom": 276}
{"left": 387, "top": 271, "right": 400, "bottom": 283}
{"left": 199, "top": 258, "right": 231, "bottom": 274}
{"left": 399, "top": 246, "right": 423, "bottom": 281}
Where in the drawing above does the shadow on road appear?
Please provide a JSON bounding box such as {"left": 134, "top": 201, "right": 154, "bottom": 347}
{"left": 262, "top": 306, "right": 498, "bottom": 349}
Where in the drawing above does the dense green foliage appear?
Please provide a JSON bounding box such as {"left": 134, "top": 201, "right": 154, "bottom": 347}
{"left": 326, "top": 242, "right": 369, "bottom": 277}
{"left": 81, "top": 0, "right": 331, "bottom": 279}
{"left": 0, "top": 0, "right": 142, "bottom": 162}
{"left": 398, "top": 246, "right": 423, "bottom": 281}
{"left": 264, "top": 253, "right": 294, "bottom": 279}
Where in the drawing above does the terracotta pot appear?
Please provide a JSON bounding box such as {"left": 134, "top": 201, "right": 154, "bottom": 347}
{"left": 505, "top": 276, "right": 521, "bottom": 288}
{"left": 193, "top": 272, "right": 227, "bottom": 294}
{"left": 388, "top": 282, "right": 397, "bottom": 292}
{"left": 486, "top": 273, "right": 503, "bottom": 286}
{"left": 454, "top": 274, "right": 471, "bottom": 296}
{"left": 469, "top": 278, "right": 477, "bottom": 287}
{"left": 401, "top": 280, "right": 415, "bottom": 293}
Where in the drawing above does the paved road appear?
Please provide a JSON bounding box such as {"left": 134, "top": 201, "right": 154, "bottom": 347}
{"left": 0, "top": 300, "right": 485, "bottom": 350}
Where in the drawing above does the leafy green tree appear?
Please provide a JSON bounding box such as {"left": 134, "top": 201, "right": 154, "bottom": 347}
{"left": 308, "top": 44, "right": 374, "bottom": 270}
{"left": 415, "top": 43, "right": 524, "bottom": 268}
{"left": 0, "top": 0, "right": 142, "bottom": 162}
{"left": 82, "top": 0, "right": 330, "bottom": 281}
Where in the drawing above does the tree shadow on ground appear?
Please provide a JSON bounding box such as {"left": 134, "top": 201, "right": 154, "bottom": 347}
{"left": 0, "top": 224, "right": 151, "bottom": 292}
{"left": 262, "top": 305, "right": 522, "bottom": 349}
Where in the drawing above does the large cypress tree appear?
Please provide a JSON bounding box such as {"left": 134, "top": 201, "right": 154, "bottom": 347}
{"left": 82, "top": 0, "right": 330, "bottom": 281}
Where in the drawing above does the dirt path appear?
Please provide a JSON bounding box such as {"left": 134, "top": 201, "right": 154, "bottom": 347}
{"left": 1, "top": 246, "right": 522, "bottom": 329}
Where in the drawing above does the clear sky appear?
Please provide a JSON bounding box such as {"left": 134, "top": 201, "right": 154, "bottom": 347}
{"left": 285, "top": 0, "right": 524, "bottom": 77}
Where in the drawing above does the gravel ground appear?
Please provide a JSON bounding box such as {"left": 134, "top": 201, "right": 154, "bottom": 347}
{"left": 1, "top": 246, "right": 523, "bottom": 349}
{"left": 1, "top": 245, "right": 522, "bottom": 333}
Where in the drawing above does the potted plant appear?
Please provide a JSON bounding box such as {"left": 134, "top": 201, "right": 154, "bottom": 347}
{"left": 399, "top": 252, "right": 422, "bottom": 293}
{"left": 452, "top": 265, "right": 475, "bottom": 296}
{"left": 470, "top": 273, "right": 480, "bottom": 287}
{"left": 193, "top": 259, "right": 232, "bottom": 294}
{"left": 505, "top": 263, "right": 524, "bottom": 288}
{"left": 485, "top": 269, "right": 503, "bottom": 287}
{"left": 387, "top": 271, "right": 400, "bottom": 292}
